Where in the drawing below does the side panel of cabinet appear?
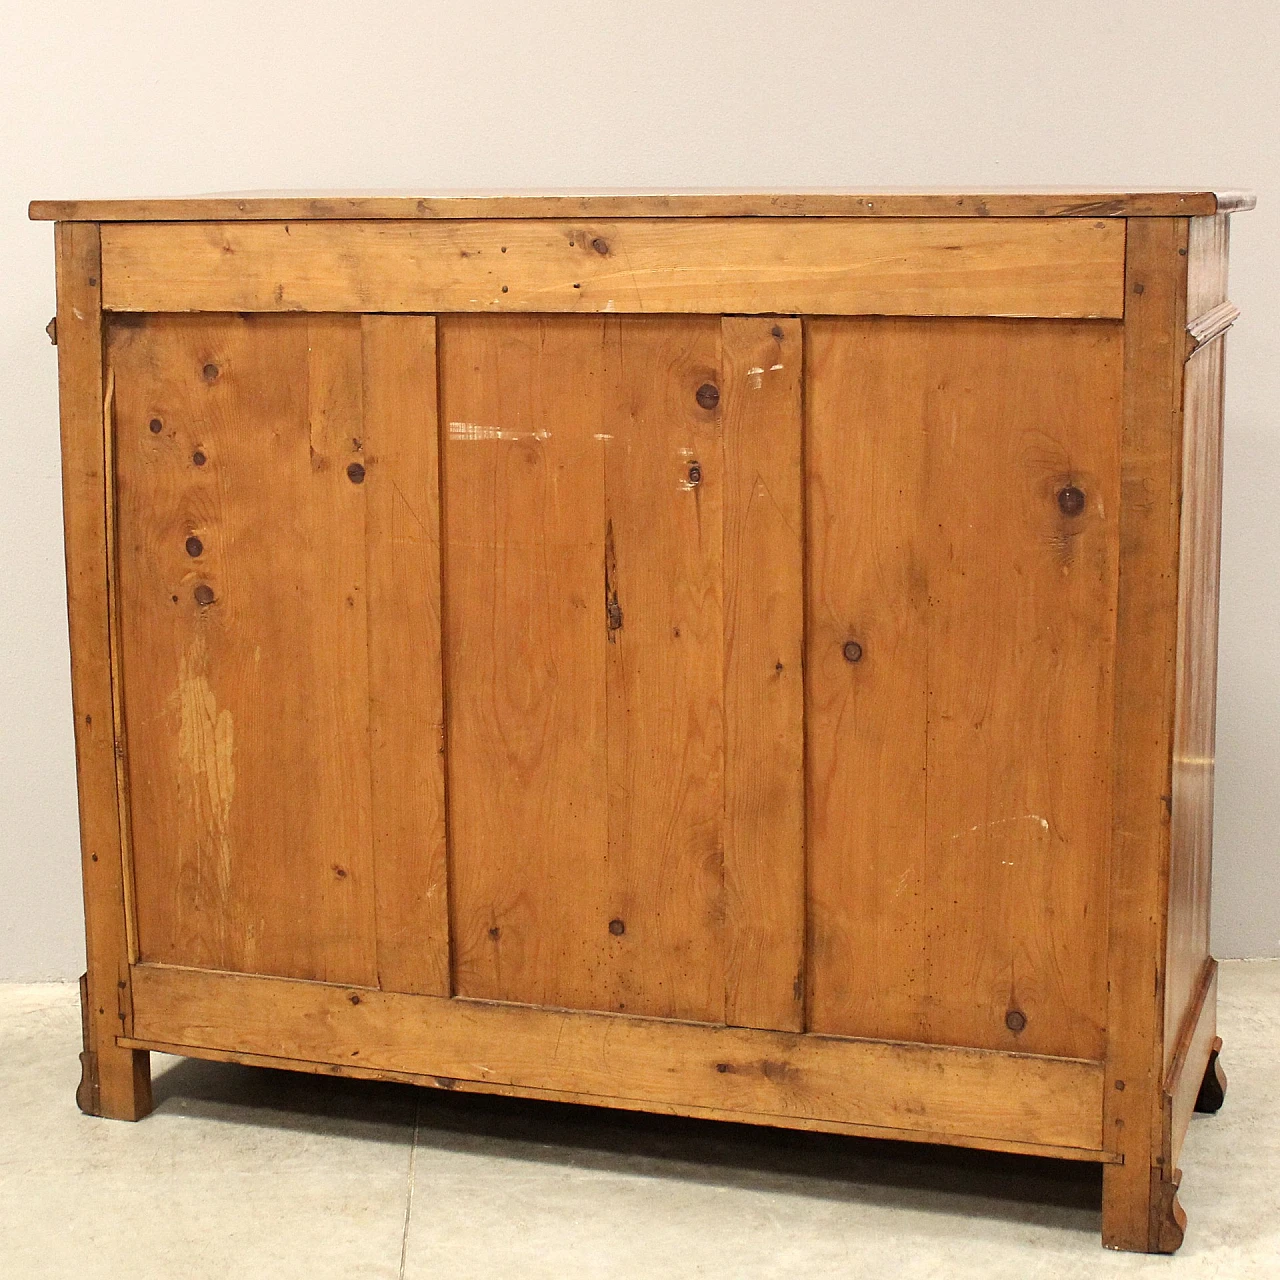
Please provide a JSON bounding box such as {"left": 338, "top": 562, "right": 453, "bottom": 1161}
{"left": 440, "top": 315, "right": 805, "bottom": 1027}
{"left": 805, "top": 317, "right": 1122, "bottom": 1060}
{"left": 110, "top": 313, "right": 449, "bottom": 992}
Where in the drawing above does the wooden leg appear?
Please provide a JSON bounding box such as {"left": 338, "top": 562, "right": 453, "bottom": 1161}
{"left": 56, "top": 225, "right": 152, "bottom": 1125}
{"left": 1194, "top": 1036, "right": 1227, "bottom": 1113}
{"left": 1102, "top": 1159, "right": 1186, "bottom": 1254}
{"left": 76, "top": 972, "right": 152, "bottom": 1121}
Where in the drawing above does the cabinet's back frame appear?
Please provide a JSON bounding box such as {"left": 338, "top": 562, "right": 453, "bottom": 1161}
{"left": 34, "top": 188, "right": 1250, "bottom": 1253}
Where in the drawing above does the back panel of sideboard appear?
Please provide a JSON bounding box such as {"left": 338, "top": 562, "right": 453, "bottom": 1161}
{"left": 108, "top": 306, "right": 1121, "bottom": 1063}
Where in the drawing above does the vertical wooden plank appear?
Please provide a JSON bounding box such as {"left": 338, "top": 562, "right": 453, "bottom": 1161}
{"left": 113, "top": 314, "right": 378, "bottom": 986}
{"left": 921, "top": 318, "right": 1119, "bottom": 1062}
{"left": 361, "top": 315, "right": 450, "bottom": 996}
{"left": 806, "top": 317, "right": 1119, "bottom": 1060}
{"left": 442, "top": 316, "right": 612, "bottom": 1009}
{"left": 1186, "top": 214, "right": 1229, "bottom": 318}
{"left": 1163, "top": 213, "right": 1232, "bottom": 1070}
{"left": 806, "top": 318, "right": 931, "bottom": 1042}
{"left": 54, "top": 221, "right": 151, "bottom": 1119}
{"left": 721, "top": 317, "right": 804, "bottom": 1031}
{"left": 602, "top": 317, "right": 726, "bottom": 1022}
{"left": 1102, "top": 217, "right": 1191, "bottom": 1253}
{"left": 303, "top": 315, "right": 378, "bottom": 984}
{"left": 1163, "top": 336, "right": 1225, "bottom": 1066}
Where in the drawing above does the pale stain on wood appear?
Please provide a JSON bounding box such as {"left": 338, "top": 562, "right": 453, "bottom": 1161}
{"left": 173, "top": 632, "right": 235, "bottom": 883}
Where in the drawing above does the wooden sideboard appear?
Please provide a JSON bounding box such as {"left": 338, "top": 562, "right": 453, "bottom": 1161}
{"left": 32, "top": 188, "right": 1251, "bottom": 1252}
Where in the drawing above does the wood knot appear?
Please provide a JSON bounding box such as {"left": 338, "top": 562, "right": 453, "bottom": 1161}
{"left": 201, "top": 363, "right": 220, "bottom": 382}
{"left": 608, "top": 918, "right": 626, "bottom": 936}
{"left": 1057, "top": 486, "right": 1086, "bottom": 516}
{"left": 192, "top": 451, "right": 207, "bottom": 467}
{"left": 185, "top": 536, "right": 203, "bottom": 558}
{"left": 1005, "top": 1009, "right": 1027, "bottom": 1033}
{"left": 193, "top": 584, "right": 215, "bottom": 607}
{"left": 347, "top": 462, "right": 366, "bottom": 484}
{"left": 842, "top": 640, "right": 863, "bottom": 663}
{"left": 695, "top": 383, "right": 720, "bottom": 410}
{"left": 148, "top": 418, "right": 163, "bottom": 434}
{"left": 591, "top": 237, "right": 609, "bottom": 255}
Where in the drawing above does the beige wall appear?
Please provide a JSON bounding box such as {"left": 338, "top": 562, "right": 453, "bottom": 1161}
{"left": 1, "top": 1, "right": 1276, "bottom": 977}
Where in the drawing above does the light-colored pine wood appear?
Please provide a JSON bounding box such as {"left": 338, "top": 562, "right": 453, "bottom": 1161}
{"left": 115, "top": 1029, "right": 1116, "bottom": 1162}
{"left": 1163, "top": 335, "right": 1226, "bottom": 1068}
{"left": 602, "top": 317, "right": 726, "bottom": 1021}
{"left": 361, "top": 315, "right": 451, "bottom": 996}
{"left": 806, "top": 317, "right": 1120, "bottom": 1060}
{"left": 1186, "top": 214, "right": 1231, "bottom": 318}
{"left": 95, "top": 218, "right": 1126, "bottom": 319}
{"left": 1186, "top": 301, "right": 1239, "bottom": 357}
{"left": 127, "top": 962, "right": 1107, "bottom": 1153}
{"left": 43, "top": 191, "right": 1249, "bottom": 1252}
{"left": 441, "top": 315, "right": 613, "bottom": 1011}
{"left": 55, "top": 221, "right": 152, "bottom": 1120}
{"left": 112, "top": 314, "right": 380, "bottom": 985}
{"left": 28, "top": 187, "right": 1255, "bottom": 223}
{"left": 1166, "top": 958, "right": 1218, "bottom": 1170}
{"left": 1101, "top": 216, "right": 1191, "bottom": 1254}
{"left": 721, "top": 318, "right": 805, "bottom": 1032}
{"left": 443, "top": 316, "right": 727, "bottom": 1022}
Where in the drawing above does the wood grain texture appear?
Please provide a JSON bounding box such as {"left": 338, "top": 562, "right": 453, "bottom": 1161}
{"left": 441, "top": 316, "right": 612, "bottom": 1011}
{"left": 1163, "top": 336, "right": 1227, "bottom": 1071}
{"left": 443, "top": 316, "right": 727, "bottom": 1022}
{"left": 1186, "top": 301, "right": 1239, "bottom": 357}
{"left": 603, "top": 317, "right": 726, "bottom": 1021}
{"left": 361, "top": 315, "right": 450, "bottom": 996}
{"left": 721, "top": 318, "right": 805, "bottom": 1031}
{"left": 117, "top": 1030, "right": 1116, "bottom": 1161}
{"left": 128, "top": 962, "right": 1108, "bottom": 1153}
{"left": 96, "top": 218, "right": 1126, "bottom": 319}
{"left": 806, "top": 317, "right": 1121, "bottom": 1060}
{"left": 1101, "top": 217, "right": 1190, "bottom": 1254}
{"left": 29, "top": 187, "right": 1255, "bottom": 222}
{"left": 1186, "top": 215, "right": 1231, "bottom": 319}
{"left": 54, "top": 221, "right": 152, "bottom": 1120}
{"left": 1166, "top": 958, "right": 1217, "bottom": 1170}
{"left": 112, "top": 314, "right": 446, "bottom": 991}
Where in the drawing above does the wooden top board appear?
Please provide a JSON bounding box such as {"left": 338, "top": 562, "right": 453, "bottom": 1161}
{"left": 30, "top": 188, "right": 1255, "bottom": 222}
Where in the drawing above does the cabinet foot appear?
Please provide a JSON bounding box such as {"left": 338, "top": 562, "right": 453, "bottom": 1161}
{"left": 1194, "top": 1036, "right": 1227, "bottom": 1113}
{"left": 1150, "top": 1168, "right": 1188, "bottom": 1254}
{"left": 76, "top": 973, "right": 153, "bottom": 1121}
{"left": 1102, "top": 1160, "right": 1187, "bottom": 1253}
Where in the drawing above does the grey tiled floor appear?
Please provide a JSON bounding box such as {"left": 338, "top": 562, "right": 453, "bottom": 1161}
{"left": 1, "top": 961, "right": 1277, "bottom": 1278}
